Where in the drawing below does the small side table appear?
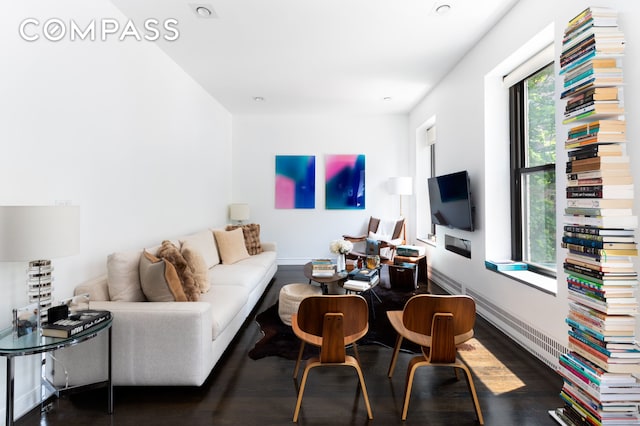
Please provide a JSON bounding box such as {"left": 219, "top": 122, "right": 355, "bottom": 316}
{"left": 393, "top": 254, "right": 428, "bottom": 285}
{"left": 0, "top": 318, "right": 113, "bottom": 426}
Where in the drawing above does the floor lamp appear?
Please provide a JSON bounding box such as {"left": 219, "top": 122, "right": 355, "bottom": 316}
{"left": 0, "top": 206, "right": 80, "bottom": 331}
{"left": 388, "top": 177, "right": 413, "bottom": 243}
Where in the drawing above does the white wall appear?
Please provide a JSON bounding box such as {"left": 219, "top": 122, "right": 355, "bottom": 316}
{"left": 232, "top": 114, "right": 409, "bottom": 263}
{"left": 0, "top": 1, "right": 232, "bottom": 422}
{"left": 409, "top": 0, "right": 640, "bottom": 349}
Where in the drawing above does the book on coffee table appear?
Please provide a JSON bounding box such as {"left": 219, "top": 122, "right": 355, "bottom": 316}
{"left": 348, "top": 268, "right": 378, "bottom": 282}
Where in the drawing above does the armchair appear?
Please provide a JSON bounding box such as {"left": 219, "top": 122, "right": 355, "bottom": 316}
{"left": 343, "top": 216, "right": 405, "bottom": 263}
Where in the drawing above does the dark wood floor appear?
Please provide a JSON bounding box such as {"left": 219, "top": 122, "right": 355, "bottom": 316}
{"left": 19, "top": 265, "right": 563, "bottom": 426}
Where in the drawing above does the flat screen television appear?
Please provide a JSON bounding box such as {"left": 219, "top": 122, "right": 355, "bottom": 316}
{"left": 427, "top": 170, "right": 475, "bottom": 231}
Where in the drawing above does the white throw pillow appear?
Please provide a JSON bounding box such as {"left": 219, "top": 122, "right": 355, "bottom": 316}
{"left": 107, "top": 250, "right": 146, "bottom": 302}
{"left": 179, "top": 230, "right": 220, "bottom": 268}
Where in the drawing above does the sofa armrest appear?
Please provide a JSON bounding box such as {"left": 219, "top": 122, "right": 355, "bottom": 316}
{"left": 50, "top": 301, "right": 214, "bottom": 387}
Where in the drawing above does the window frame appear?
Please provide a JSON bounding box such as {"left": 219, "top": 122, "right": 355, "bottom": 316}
{"left": 508, "top": 63, "right": 556, "bottom": 278}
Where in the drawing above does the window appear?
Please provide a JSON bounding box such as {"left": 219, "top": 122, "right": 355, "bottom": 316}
{"left": 427, "top": 126, "right": 436, "bottom": 239}
{"left": 415, "top": 120, "right": 437, "bottom": 244}
{"left": 509, "top": 62, "right": 556, "bottom": 276}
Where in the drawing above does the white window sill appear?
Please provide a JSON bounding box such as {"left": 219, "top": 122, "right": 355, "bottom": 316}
{"left": 485, "top": 267, "right": 557, "bottom": 295}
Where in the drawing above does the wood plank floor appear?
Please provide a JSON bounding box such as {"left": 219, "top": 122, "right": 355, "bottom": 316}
{"left": 19, "top": 265, "right": 563, "bottom": 426}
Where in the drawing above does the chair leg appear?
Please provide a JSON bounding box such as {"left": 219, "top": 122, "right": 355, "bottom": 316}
{"left": 293, "top": 360, "right": 318, "bottom": 422}
{"left": 457, "top": 363, "right": 484, "bottom": 425}
{"left": 352, "top": 342, "right": 360, "bottom": 365}
{"left": 387, "top": 334, "right": 404, "bottom": 378}
{"left": 454, "top": 366, "right": 461, "bottom": 380}
{"left": 293, "top": 358, "right": 373, "bottom": 422}
{"left": 293, "top": 341, "right": 305, "bottom": 378}
{"left": 351, "top": 361, "right": 373, "bottom": 420}
{"left": 402, "top": 356, "right": 426, "bottom": 421}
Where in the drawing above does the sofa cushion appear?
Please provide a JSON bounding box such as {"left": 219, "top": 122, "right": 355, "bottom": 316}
{"left": 207, "top": 263, "right": 267, "bottom": 289}
{"left": 213, "top": 228, "right": 251, "bottom": 265}
{"left": 179, "top": 230, "right": 220, "bottom": 269}
{"left": 107, "top": 250, "right": 146, "bottom": 302}
{"left": 234, "top": 250, "right": 277, "bottom": 270}
{"left": 225, "top": 223, "right": 263, "bottom": 255}
{"left": 139, "top": 251, "right": 188, "bottom": 302}
{"left": 182, "top": 245, "right": 210, "bottom": 293}
{"left": 199, "top": 284, "right": 250, "bottom": 339}
{"left": 157, "top": 241, "right": 200, "bottom": 302}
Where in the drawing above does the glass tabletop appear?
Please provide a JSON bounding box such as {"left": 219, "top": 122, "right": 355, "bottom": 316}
{"left": 0, "top": 317, "right": 112, "bottom": 357}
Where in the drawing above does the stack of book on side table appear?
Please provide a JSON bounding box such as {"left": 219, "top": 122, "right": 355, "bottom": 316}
{"left": 311, "top": 259, "right": 335, "bottom": 277}
{"left": 552, "top": 6, "right": 640, "bottom": 426}
{"left": 42, "top": 309, "right": 112, "bottom": 338}
{"left": 344, "top": 268, "right": 380, "bottom": 292}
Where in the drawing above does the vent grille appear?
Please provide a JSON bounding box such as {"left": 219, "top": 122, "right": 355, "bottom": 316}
{"left": 429, "top": 267, "right": 567, "bottom": 370}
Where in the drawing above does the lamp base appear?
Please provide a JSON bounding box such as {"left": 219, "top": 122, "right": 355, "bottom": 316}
{"left": 27, "top": 259, "right": 53, "bottom": 328}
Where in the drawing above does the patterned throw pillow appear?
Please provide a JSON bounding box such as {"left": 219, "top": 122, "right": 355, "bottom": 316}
{"left": 225, "top": 223, "right": 263, "bottom": 255}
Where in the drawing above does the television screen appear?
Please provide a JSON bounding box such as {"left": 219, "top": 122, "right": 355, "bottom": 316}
{"left": 427, "top": 170, "right": 475, "bottom": 231}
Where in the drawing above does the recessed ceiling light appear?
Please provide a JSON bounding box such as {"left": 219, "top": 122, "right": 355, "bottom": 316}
{"left": 196, "top": 7, "right": 211, "bottom": 16}
{"left": 190, "top": 4, "right": 218, "bottom": 19}
{"left": 253, "top": 96, "right": 265, "bottom": 102}
{"left": 436, "top": 4, "right": 452, "bottom": 15}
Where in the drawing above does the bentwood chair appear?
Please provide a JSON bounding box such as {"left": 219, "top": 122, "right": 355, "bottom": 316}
{"left": 291, "top": 295, "right": 373, "bottom": 422}
{"left": 343, "top": 216, "right": 405, "bottom": 263}
{"left": 387, "top": 294, "right": 484, "bottom": 423}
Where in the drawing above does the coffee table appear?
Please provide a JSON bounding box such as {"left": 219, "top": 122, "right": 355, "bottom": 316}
{"left": 303, "top": 262, "right": 348, "bottom": 294}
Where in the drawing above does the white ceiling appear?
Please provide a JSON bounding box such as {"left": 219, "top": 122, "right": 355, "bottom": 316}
{"left": 111, "top": 0, "right": 519, "bottom": 115}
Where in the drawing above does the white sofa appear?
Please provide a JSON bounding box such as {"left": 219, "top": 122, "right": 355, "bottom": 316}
{"left": 46, "top": 227, "right": 277, "bottom": 387}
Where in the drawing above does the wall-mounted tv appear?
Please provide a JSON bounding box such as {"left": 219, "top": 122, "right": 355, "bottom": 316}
{"left": 427, "top": 170, "right": 475, "bottom": 232}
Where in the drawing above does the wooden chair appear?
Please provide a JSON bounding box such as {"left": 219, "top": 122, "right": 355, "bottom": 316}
{"left": 343, "top": 216, "right": 405, "bottom": 263}
{"left": 291, "top": 295, "right": 373, "bottom": 422}
{"left": 386, "top": 294, "right": 484, "bottom": 423}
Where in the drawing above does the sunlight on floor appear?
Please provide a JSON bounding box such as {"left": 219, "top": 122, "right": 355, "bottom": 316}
{"left": 458, "top": 338, "right": 526, "bottom": 395}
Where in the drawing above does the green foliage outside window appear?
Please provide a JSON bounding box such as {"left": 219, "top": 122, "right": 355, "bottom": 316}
{"left": 524, "top": 64, "right": 556, "bottom": 269}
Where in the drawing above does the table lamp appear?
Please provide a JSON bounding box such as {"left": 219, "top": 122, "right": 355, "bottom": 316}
{"left": 229, "top": 203, "right": 250, "bottom": 225}
{"left": 0, "top": 206, "right": 80, "bottom": 329}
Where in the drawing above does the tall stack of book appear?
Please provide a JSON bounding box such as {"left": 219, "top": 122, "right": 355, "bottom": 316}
{"left": 552, "top": 7, "right": 640, "bottom": 426}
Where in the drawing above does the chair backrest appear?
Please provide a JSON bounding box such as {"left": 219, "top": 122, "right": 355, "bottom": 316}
{"left": 297, "top": 295, "right": 369, "bottom": 339}
{"left": 369, "top": 216, "right": 405, "bottom": 240}
{"left": 402, "top": 294, "right": 476, "bottom": 339}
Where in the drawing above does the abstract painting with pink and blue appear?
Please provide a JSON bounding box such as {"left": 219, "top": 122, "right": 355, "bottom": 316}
{"left": 325, "top": 154, "right": 365, "bottom": 210}
{"left": 275, "top": 155, "right": 315, "bottom": 209}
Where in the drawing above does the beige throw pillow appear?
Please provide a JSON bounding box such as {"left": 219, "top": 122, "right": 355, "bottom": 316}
{"left": 182, "top": 244, "right": 210, "bottom": 293}
{"left": 213, "top": 228, "right": 251, "bottom": 264}
{"left": 139, "top": 251, "right": 187, "bottom": 302}
{"left": 225, "top": 223, "right": 263, "bottom": 255}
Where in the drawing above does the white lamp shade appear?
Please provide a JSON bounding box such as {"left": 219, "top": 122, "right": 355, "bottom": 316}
{"left": 388, "top": 177, "right": 413, "bottom": 196}
{"left": 229, "top": 203, "right": 250, "bottom": 221}
{"left": 0, "top": 206, "right": 80, "bottom": 261}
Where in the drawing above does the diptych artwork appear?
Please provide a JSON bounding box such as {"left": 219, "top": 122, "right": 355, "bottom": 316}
{"left": 275, "top": 155, "right": 316, "bottom": 209}
{"left": 325, "top": 154, "right": 365, "bottom": 210}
